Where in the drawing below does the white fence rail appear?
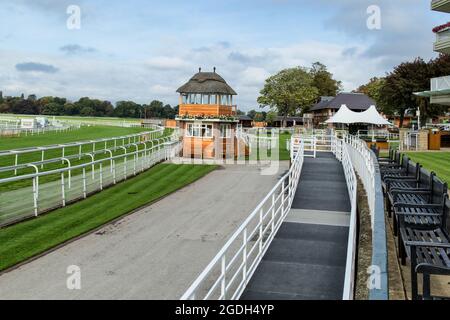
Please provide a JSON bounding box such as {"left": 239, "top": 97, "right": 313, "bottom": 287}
{"left": 0, "top": 134, "right": 180, "bottom": 227}
{"left": 0, "top": 128, "right": 166, "bottom": 171}
{"left": 343, "top": 134, "right": 388, "bottom": 300}
{"left": 181, "top": 141, "right": 305, "bottom": 300}
{"left": 0, "top": 124, "right": 78, "bottom": 137}
{"left": 331, "top": 136, "right": 358, "bottom": 300}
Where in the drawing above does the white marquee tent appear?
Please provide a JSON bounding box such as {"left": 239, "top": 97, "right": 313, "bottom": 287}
{"left": 325, "top": 104, "right": 392, "bottom": 126}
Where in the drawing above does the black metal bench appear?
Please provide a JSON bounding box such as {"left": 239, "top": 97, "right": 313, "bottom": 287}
{"left": 378, "top": 151, "right": 450, "bottom": 299}
{"left": 395, "top": 192, "right": 449, "bottom": 300}
{"left": 381, "top": 156, "right": 420, "bottom": 192}
{"left": 385, "top": 169, "right": 437, "bottom": 232}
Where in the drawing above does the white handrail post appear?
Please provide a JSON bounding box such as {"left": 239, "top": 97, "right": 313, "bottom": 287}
{"left": 113, "top": 160, "right": 116, "bottom": 184}
{"left": 242, "top": 228, "right": 247, "bottom": 285}
{"left": 271, "top": 193, "right": 275, "bottom": 232}
{"left": 99, "top": 163, "right": 103, "bottom": 190}
{"left": 259, "top": 209, "right": 263, "bottom": 254}
{"left": 82, "top": 168, "right": 87, "bottom": 198}
{"left": 61, "top": 172, "right": 66, "bottom": 207}
{"left": 32, "top": 176, "right": 38, "bottom": 216}
{"left": 221, "top": 255, "right": 226, "bottom": 299}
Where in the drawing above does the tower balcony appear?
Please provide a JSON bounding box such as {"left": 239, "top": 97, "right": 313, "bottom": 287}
{"left": 432, "top": 0, "right": 450, "bottom": 12}
{"left": 434, "top": 26, "right": 450, "bottom": 54}
{"left": 415, "top": 75, "right": 450, "bottom": 106}
{"left": 178, "top": 104, "right": 237, "bottom": 117}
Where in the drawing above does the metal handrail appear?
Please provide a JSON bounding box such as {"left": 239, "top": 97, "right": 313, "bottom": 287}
{"left": 0, "top": 127, "right": 165, "bottom": 157}
{"left": 343, "top": 134, "right": 388, "bottom": 300}
{"left": 181, "top": 141, "right": 305, "bottom": 300}
{"left": 332, "top": 135, "right": 358, "bottom": 300}
{"left": 0, "top": 133, "right": 180, "bottom": 227}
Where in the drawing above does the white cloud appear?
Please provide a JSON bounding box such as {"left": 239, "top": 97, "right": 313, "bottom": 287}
{"left": 146, "top": 56, "right": 192, "bottom": 70}
{"left": 239, "top": 67, "right": 270, "bottom": 87}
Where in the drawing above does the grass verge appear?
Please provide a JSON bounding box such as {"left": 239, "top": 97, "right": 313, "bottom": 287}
{"left": 0, "top": 163, "right": 217, "bottom": 272}
{"left": 404, "top": 152, "right": 450, "bottom": 185}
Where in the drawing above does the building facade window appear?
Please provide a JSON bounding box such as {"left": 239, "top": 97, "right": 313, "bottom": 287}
{"left": 220, "top": 124, "right": 232, "bottom": 138}
{"left": 186, "top": 123, "right": 213, "bottom": 138}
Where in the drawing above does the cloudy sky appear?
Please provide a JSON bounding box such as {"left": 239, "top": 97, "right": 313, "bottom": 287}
{"left": 0, "top": 0, "right": 446, "bottom": 110}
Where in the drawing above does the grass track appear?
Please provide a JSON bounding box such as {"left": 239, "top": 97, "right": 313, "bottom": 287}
{"left": 404, "top": 152, "right": 450, "bottom": 185}
{"left": 0, "top": 163, "right": 217, "bottom": 272}
{"left": 0, "top": 126, "right": 149, "bottom": 151}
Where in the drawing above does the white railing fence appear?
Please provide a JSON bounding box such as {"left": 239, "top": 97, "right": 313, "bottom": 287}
{"left": 181, "top": 141, "right": 305, "bottom": 300}
{"left": 0, "top": 134, "right": 180, "bottom": 227}
{"left": 344, "top": 135, "right": 377, "bottom": 226}
{"left": 342, "top": 134, "right": 389, "bottom": 300}
{"left": 331, "top": 135, "right": 358, "bottom": 300}
{"left": 0, "top": 128, "right": 166, "bottom": 171}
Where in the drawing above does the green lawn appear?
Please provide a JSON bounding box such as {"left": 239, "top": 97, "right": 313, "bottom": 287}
{"left": 0, "top": 126, "right": 173, "bottom": 192}
{"left": 404, "top": 152, "right": 450, "bottom": 185}
{"left": 250, "top": 133, "right": 291, "bottom": 161}
{"left": 0, "top": 163, "right": 217, "bottom": 272}
{"left": 0, "top": 126, "right": 149, "bottom": 151}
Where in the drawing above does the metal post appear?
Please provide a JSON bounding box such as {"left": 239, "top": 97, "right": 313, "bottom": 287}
{"left": 259, "top": 209, "right": 263, "bottom": 253}
{"left": 124, "top": 157, "right": 127, "bottom": 180}
{"left": 14, "top": 154, "right": 18, "bottom": 175}
{"left": 82, "top": 168, "right": 87, "bottom": 198}
{"left": 221, "top": 255, "right": 226, "bottom": 299}
{"left": 99, "top": 163, "right": 103, "bottom": 190}
{"left": 32, "top": 176, "right": 38, "bottom": 216}
{"left": 41, "top": 150, "right": 44, "bottom": 169}
{"left": 272, "top": 193, "right": 275, "bottom": 232}
{"left": 242, "top": 228, "right": 247, "bottom": 284}
{"left": 61, "top": 173, "right": 66, "bottom": 207}
{"left": 113, "top": 160, "right": 116, "bottom": 184}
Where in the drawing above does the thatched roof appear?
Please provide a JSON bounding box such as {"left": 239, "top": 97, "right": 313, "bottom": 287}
{"left": 177, "top": 70, "right": 237, "bottom": 95}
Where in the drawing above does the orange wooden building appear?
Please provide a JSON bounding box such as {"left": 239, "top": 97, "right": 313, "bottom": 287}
{"left": 176, "top": 68, "right": 246, "bottom": 159}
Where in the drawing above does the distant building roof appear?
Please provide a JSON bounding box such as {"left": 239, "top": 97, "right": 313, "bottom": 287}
{"left": 310, "top": 93, "right": 376, "bottom": 112}
{"left": 176, "top": 69, "right": 237, "bottom": 95}
{"left": 238, "top": 115, "right": 252, "bottom": 121}
{"left": 275, "top": 116, "right": 303, "bottom": 122}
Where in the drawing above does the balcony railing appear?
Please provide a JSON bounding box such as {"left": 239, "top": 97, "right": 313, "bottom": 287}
{"left": 432, "top": 0, "right": 450, "bottom": 13}
{"left": 178, "top": 104, "right": 237, "bottom": 117}
{"left": 434, "top": 28, "right": 450, "bottom": 54}
{"left": 431, "top": 75, "right": 450, "bottom": 91}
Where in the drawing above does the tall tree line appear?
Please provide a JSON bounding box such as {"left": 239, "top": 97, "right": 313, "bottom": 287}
{"left": 355, "top": 54, "right": 450, "bottom": 127}
{"left": 0, "top": 94, "right": 178, "bottom": 119}
{"left": 257, "top": 62, "right": 342, "bottom": 124}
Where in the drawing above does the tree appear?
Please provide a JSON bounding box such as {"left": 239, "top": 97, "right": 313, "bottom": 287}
{"left": 310, "top": 62, "right": 342, "bottom": 97}
{"left": 114, "top": 101, "right": 141, "bottom": 118}
{"left": 64, "top": 103, "right": 80, "bottom": 115}
{"left": 11, "top": 98, "right": 38, "bottom": 114}
{"left": 266, "top": 111, "right": 278, "bottom": 126}
{"left": 257, "top": 67, "right": 319, "bottom": 126}
{"left": 354, "top": 77, "right": 389, "bottom": 113}
{"left": 254, "top": 112, "right": 265, "bottom": 122}
{"left": 379, "top": 58, "right": 431, "bottom": 127}
{"left": 247, "top": 109, "right": 257, "bottom": 119}
{"left": 80, "top": 106, "right": 95, "bottom": 117}
{"left": 41, "top": 102, "right": 64, "bottom": 115}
